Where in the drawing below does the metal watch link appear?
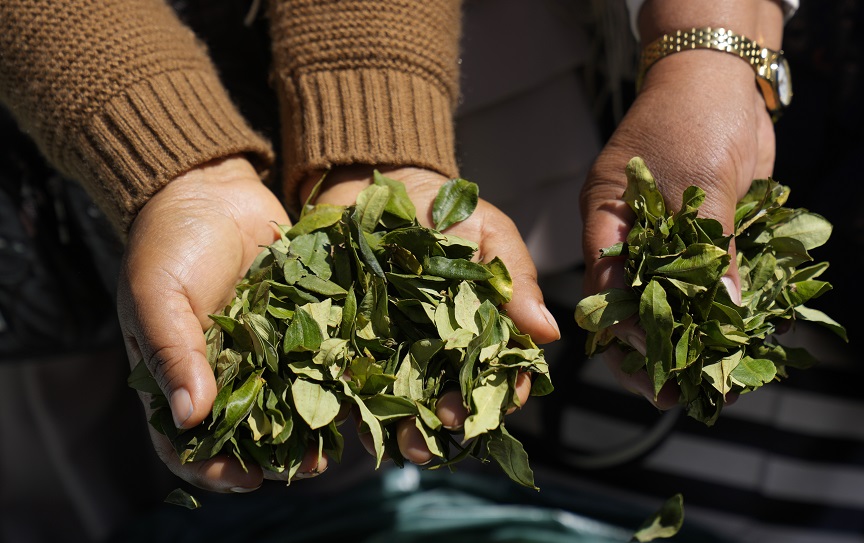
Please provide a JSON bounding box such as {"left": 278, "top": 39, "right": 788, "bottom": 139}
{"left": 636, "top": 27, "right": 793, "bottom": 120}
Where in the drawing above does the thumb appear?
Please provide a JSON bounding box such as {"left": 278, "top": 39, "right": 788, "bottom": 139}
{"left": 477, "top": 210, "right": 560, "bottom": 345}
{"left": 119, "top": 269, "right": 217, "bottom": 429}
{"left": 720, "top": 237, "right": 743, "bottom": 306}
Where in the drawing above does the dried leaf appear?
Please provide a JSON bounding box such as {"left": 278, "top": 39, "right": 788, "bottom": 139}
{"left": 432, "top": 178, "right": 479, "bottom": 231}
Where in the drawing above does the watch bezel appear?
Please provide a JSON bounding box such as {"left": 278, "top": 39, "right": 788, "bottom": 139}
{"left": 756, "top": 50, "right": 792, "bottom": 114}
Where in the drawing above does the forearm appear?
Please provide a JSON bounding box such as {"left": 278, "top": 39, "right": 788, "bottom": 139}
{"left": 267, "top": 0, "right": 463, "bottom": 213}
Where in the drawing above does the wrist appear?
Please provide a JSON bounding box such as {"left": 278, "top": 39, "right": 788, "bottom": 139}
{"left": 298, "top": 165, "right": 447, "bottom": 207}
{"left": 638, "top": 49, "right": 758, "bottom": 103}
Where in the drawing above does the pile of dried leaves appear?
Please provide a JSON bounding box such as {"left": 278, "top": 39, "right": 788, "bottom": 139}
{"left": 130, "top": 172, "right": 552, "bottom": 488}
{"left": 575, "top": 157, "right": 847, "bottom": 425}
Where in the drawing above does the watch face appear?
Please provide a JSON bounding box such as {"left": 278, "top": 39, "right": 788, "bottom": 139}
{"left": 776, "top": 57, "right": 792, "bottom": 107}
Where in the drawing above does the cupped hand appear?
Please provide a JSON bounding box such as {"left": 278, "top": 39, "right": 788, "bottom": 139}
{"left": 300, "top": 165, "right": 559, "bottom": 464}
{"left": 580, "top": 52, "right": 776, "bottom": 408}
{"left": 118, "top": 156, "right": 325, "bottom": 492}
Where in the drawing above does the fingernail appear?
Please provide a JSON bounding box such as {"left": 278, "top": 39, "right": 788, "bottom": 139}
{"left": 539, "top": 304, "right": 561, "bottom": 339}
{"left": 721, "top": 276, "right": 741, "bottom": 306}
{"left": 230, "top": 486, "right": 260, "bottom": 493}
{"left": 169, "top": 387, "right": 194, "bottom": 428}
{"left": 294, "top": 465, "right": 327, "bottom": 479}
{"left": 624, "top": 333, "right": 647, "bottom": 356}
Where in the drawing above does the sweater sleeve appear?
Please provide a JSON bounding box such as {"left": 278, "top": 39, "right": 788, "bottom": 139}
{"left": 0, "top": 0, "right": 274, "bottom": 235}
{"left": 268, "top": 0, "right": 462, "bottom": 212}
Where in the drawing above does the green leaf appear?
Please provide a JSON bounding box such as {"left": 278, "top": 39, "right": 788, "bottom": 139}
{"left": 574, "top": 288, "right": 639, "bottom": 332}
{"left": 283, "top": 308, "right": 323, "bottom": 353}
{"left": 463, "top": 372, "right": 508, "bottom": 440}
{"left": 794, "top": 306, "right": 848, "bottom": 341}
{"left": 354, "top": 183, "right": 391, "bottom": 233}
{"left": 292, "top": 379, "right": 341, "bottom": 430}
{"left": 243, "top": 313, "right": 279, "bottom": 372}
{"left": 312, "top": 338, "right": 350, "bottom": 377}
{"left": 340, "top": 285, "right": 357, "bottom": 340}
{"left": 662, "top": 277, "right": 707, "bottom": 298}
{"left": 624, "top": 157, "right": 665, "bottom": 221}
{"left": 209, "top": 314, "right": 253, "bottom": 352}
{"left": 289, "top": 232, "right": 332, "bottom": 280}
{"left": 753, "top": 342, "right": 818, "bottom": 370}
{"left": 373, "top": 170, "right": 417, "bottom": 225}
{"left": 164, "top": 488, "right": 202, "bottom": 510}
{"left": 631, "top": 494, "right": 684, "bottom": 542}
{"left": 747, "top": 252, "right": 777, "bottom": 291}
{"left": 348, "top": 357, "right": 396, "bottom": 395}
{"left": 600, "top": 242, "right": 625, "bottom": 258}
{"left": 352, "top": 217, "right": 385, "bottom": 277}
{"left": 380, "top": 226, "right": 444, "bottom": 260}
{"left": 296, "top": 275, "right": 348, "bottom": 297}
{"left": 439, "top": 234, "right": 478, "bottom": 259}
{"left": 390, "top": 246, "right": 424, "bottom": 274}
{"left": 425, "top": 256, "right": 493, "bottom": 280}
{"left": 702, "top": 350, "right": 743, "bottom": 396}
{"left": 413, "top": 416, "right": 445, "bottom": 458}
{"left": 144, "top": 173, "right": 552, "bottom": 483}
{"left": 364, "top": 394, "right": 417, "bottom": 422}
{"left": 788, "top": 261, "right": 830, "bottom": 282}
{"left": 639, "top": 280, "right": 674, "bottom": 397}
{"left": 288, "top": 204, "right": 344, "bottom": 238}
{"left": 483, "top": 256, "right": 513, "bottom": 303}
{"left": 730, "top": 356, "right": 776, "bottom": 389}
{"left": 128, "top": 359, "right": 162, "bottom": 395}
{"left": 574, "top": 158, "right": 843, "bottom": 427}
{"left": 646, "top": 244, "right": 730, "bottom": 286}
{"left": 209, "top": 369, "right": 264, "bottom": 452}
{"left": 432, "top": 178, "right": 479, "bottom": 231}
{"left": 784, "top": 280, "right": 832, "bottom": 306}
{"left": 487, "top": 425, "right": 537, "bottom": 490}
{"left": 454, "top": 281, "right": 482, "bottom": 334}
{"left": 415, "top": 401, "right": 443, "bottom": 430}
{"left": 341, "top": 380, "right": 385, "bottom": 467}
{"left": 773, "top": 211, "right": 833, "bottom": 250}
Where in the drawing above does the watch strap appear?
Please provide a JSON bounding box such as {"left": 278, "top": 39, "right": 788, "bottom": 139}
{"left": 637, "top": 27, "right": 770, "bottom": 92}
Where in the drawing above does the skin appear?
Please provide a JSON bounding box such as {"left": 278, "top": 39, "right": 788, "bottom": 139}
{"left": 581, "top": 0, "right": 784, "bottom": 407}
{"left": 118, "top": 159, "right": 557, "bottom": 490}
{"left": 118, "top": 156, "right": 324, "bottom": 492}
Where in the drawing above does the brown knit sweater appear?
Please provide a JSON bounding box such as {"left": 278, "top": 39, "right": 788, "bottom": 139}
{"left": 0, "top": 0, "right": 461, "bottom": 233}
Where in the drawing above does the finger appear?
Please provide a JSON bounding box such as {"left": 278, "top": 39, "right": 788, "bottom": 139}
{"left": 267, "top": 446, "right": 329, "bottom": 481}
{"left": 603, "top": 346, "right": 679, "bottom": 410}
{"left": 334, "top": 401, "right": 352, "bottom": 427}
{"left": 119, "top": 271, "right": 216, "bottom": 429}
{"left": 396, "top": 417, "right": 434, "bottom": 465}
{"left": 146, "top": 422, "right": 263, "bottom": 493}
{"left": 506, "top": 371, "right": 532, "bottom": 415}
{"left": 721, "top": 240, "right": 743, "bottom": 306}
{"left": 435, "top": 389, "right": 468, "bottom": 431}
{"left": 476, "top": 207, "right": 560, "bottom": 345}
{"left": 353, "top": 407, "right": 391, "bottom": 461}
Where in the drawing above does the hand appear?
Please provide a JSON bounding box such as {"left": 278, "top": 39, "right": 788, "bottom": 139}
{"left": 580, "top": 51, "right": 775, "bottom": 408}
{"left": 299, "top": 165, "right": 560, "bottom": 464}
{"left": 118, "top": 156, "right": 326, "bottom": 492}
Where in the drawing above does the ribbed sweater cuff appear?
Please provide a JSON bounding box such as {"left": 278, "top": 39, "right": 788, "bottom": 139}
{"left": 279, "top": 68, "right": 458, "bottom": 213}
{"left": 66, "top": 70, "right": 274, "bottom": 234}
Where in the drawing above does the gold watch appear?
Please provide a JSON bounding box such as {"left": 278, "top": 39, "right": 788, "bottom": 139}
{"left": 637, "top": 27, "right": 793, "bottom": 120}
